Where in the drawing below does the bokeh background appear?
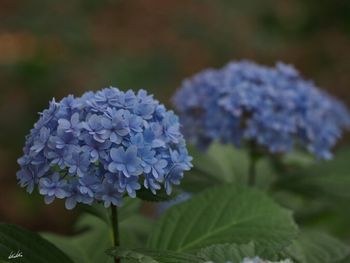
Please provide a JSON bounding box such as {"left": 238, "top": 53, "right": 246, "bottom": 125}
{"left": 1, "top": 0, "right": 350, "bottom": 234}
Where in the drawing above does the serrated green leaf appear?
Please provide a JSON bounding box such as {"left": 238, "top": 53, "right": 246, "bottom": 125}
{"left": 197, "top": 243, "right": 256, "bottom": 263}
{"left": 180, "top": 144, "right": 229, "bottom": 193}
{"left": 183, "top": 143, "right": 276, "bottom": 192}
{"left": 108, "top": 247, "right": 158, "bottom": 263}
{"left": 147, "top": 185, "right": 298, "bottom": 252}
{"left": 0, "top": 223, "right": 74, "bottom": 263}
{"left": 275, "top": 148, "right": 350, "bottom": 201}
{"left": 191, "top": 143, "right": 238, "bottom": 182}
{"left": 283, "top": 231, "right": 350, "bottom": 263}
{"left": 106, "top": 247, "right": 206, "bottom": 263}
{"left": 197, "top": 242, "right": 296, "bottom": 263}
{"left": 273, "top": 148, "right": 350, "bottom": 240}
{"left": 206, "top": 143, "right": 249, "bottom": 183}
{"left": 185, "top": 143, "right": 243, "bottom": 188}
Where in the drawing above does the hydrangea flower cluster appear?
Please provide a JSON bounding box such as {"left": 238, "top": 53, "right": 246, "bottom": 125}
{"left": 173, "top": 61, "right": 350, "bottom": 159}
{"left": 17, "top": 88, "right": 192, "bottom": 209}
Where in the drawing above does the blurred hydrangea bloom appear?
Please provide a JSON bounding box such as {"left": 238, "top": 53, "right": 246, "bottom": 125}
{"left": 173, "top": 61, "right": 350, "bottom": 159}
{"left": 17, "top": 88, "right": 192, "bottom": 209}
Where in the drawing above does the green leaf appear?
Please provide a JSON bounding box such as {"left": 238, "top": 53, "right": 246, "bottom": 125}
{"left": 120, "top": 214, "right": 154, "bottom": 248}
{"left": 283, "top": 231, "right": 350, "bottom": 263}
{"left": 40, "top": 233, "right": 90, "bottom": 263}
{"left": 281, "top": 151, "right": 315, "bottom": 168}
{"left": 119, "top": 198, "right": 142, "bottom": 221}
{"left": 275, "top": 148, "right": 350, "bottom": 201}
{"left": 191, "top": 143, "right": 238, "bottom": 183}
{"left": 0, "top": 223, "right": 74, "bottom": 263}
{"left": 271, "top": 149, "right": 350, "bottom": 240}
{"left": 147, "top": 185, "right": 298, "bottom": 252}
{"left": 198, "top": 233, "right": 349, "bottom": 263}
{"left": 78, "top": 203, "right": 110, "bottom": 225}
{"left": 197, "top": 242, "right": 297, "bottom": 263}
{"left": 183, "top": 143, "right": 276, "bottom": 192}
{"left": 180, "top": 145, "right": 227, "bottom": 193}
{"left": 197, "top": 243, "right": 256, "bottom": 263}
{"left": 185, "top": 143, "right": 243, "bottom": 188}
{"left": 78, "top": 198, "right": 142, "bottom": 224}
{"left": 42, "top": 201, "right": 153, "bottom": 263}
{"left": 106, "top": 247, "right": 206, "bottom": 263}
{"left": 43, "top": 215, "right": 113, "bottom": 263}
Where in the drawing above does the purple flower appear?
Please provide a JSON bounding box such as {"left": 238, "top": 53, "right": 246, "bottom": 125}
{"left": 49, "top": 129, "right": 78, "bottom": 150}
{"left": 97, "top": 176, "right": 123, "bottom": 207}
{"left": 30, "top": 127, "right": 50, "bottom": 155}
{"left": 17, "top": 87, "right": 192, "bottom": 209}
{"left": 162, "top": 112, "right": 181, "bottom": 143}
{"left": 144, "top": 174, "right": 161, "bottom": 195}
{"left": 46, "top": 147, "right": 72, "bottom": 169}
{"left": 65, "top": 151, "right": 90, "bottom": 177}
{"left": 95, "top": 88, "right": 121, "bottom": 107}
{"left": 83, "top": 114, "right": 109, "bottom": 143}
{"left": 39, "top": 173, "right": 68, "bottom": 204}
{"left": 108, "top": 146, "right": 143, "bottom": 177}
{"left": 57, "top": 112, "right": 82, "bottom": 136}
{"left": 102, "top": 108, "right": 130, "bottom": 144}
{"left": 78, "top": 175, "right": 101, "bottom": 198}
{"left": 115, "top": 173, "right": 141, "bottom": 198}
{"left": 16, "top": 159, "right": 49, "bottom": 193}
{"left": 173, "top": 60, "right": 350, "bottom": 159}
{"left": 124, "top": 110, "right": 143, "bottom": 133}
{"left": 82, "top": 134, "right": 111, "bottom": 163}
{"left": 65, "top": 179, "right": 94, "bottom": 210}
{"left": 134, "top": 90, "right": 156, "bottom": 120}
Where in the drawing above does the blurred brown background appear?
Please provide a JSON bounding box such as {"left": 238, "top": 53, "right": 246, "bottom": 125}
{"left": 1, "top": 0, "right": 350, "bottom": 233}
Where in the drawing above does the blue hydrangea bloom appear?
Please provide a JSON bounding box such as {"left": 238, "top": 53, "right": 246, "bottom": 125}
{"left": 173, "top": 61, "right": 350, "bottom": 159}
{"left": 17, "top": 87, "right": 192, "bottom": 209}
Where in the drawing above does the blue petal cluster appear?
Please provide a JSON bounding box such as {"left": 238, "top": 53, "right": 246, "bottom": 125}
{"left": 17, "top": 88, "right": 192, "bottom": 209}
{"left": 173, "top": 61, "right": 350, "bottom": 159}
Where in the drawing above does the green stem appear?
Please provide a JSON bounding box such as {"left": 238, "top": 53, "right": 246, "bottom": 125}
{"left": 111, "top": 205, "right": 120, "bottom": 263}
{"left": 248, "top": 154, "right": 257, "bottom": 186}
{"left": 248, "top": 142, "right": 260, "bottom": 187}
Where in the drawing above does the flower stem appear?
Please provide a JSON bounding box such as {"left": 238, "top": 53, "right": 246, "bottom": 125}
{"left": 248, "top": 154, "right": 257, "bottom": 186}
{"left": 248, "top": 142, "right": 260, "bottom": 187}
{"left": 111, "top": 205, "right": 120, "bottom": 263}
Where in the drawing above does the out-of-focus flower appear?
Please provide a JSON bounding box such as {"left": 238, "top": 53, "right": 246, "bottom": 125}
{"left": 17, "top": 87, "right": 192, "bottom": 209}
{"left": 173, "top": 61, "right": 350, "bottom": 159}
